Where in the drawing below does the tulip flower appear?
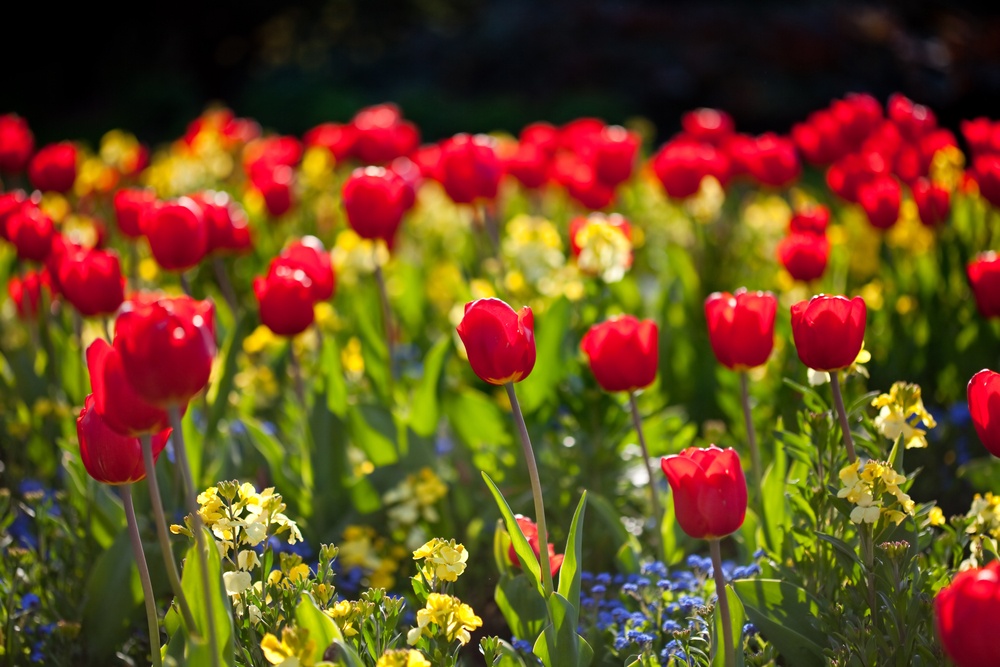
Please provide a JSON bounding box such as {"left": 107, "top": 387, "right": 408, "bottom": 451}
{"left": 744, "top": 133, "right": 801, "bottom": 188}
{"left": 27, "top": 141, "right": 77, "bottom": 193}
{"left": 788, "top": 206, "right": 830, "bottom": 236}
{"left": 342, "top": 166, "right": 411, "bottom": 248}
{"left": 661, "top": 446, "right": 746, "bottom": 667}
{"left": 681, "top": 108, "right": 735, "bottom": 145}
{"left": 791, "top": 294, "right": 867, "bottom": 462}
{"left": 56, "top": 247, "right": 125, "bottom": 317}
{"left": 86, "top": 339, "right": 171, "bottom": 437}
{"left": 0, "top": 189, "right": 28, "bottom": 241}
{"left": 580, "top": 316, "right": 658, "bottom": 393}
{"left": 77, "top": 394, "right": 169, "bottom": 485}
{"left": 967, "top": 252, "right": 1000, "bottom": 319}
{"left": 503, "top": 140, "right": 550, "bottom": 189}
{"left": 507, "top": 516, "right": 563, "bottom": 577}
{"left": 271, "top": 236, "right": 335, "bottom": 302}
{"left": 961, "top": 117, "right": 1000, "bottom": 160}
{"left": 651, "top": 139, "right": 730, "bottom": 199}
{"left": 912, "top": 178, "right": 950, "bottom": 227}
{"left": 114, "top": 294, "right": 216, "bottom": 408}
{"left": 704, "top": 289, "right": 776, "bottom": 372}
{"left": 437, "top": 133, "right": 503, "bottom": 204}
{"left": 303, "top": 121, "right": 357, "bottom": 162}
{"left": 831, "top": 93, "right": 882, "bottom": 148}
{"left": 934, "top": 560, "right": 1000, "bottom": 667}
{"left": 142, "top": 197, "right": 209, "bottom": 272}
{"left": 585, "top": 125, "right": 640, "bottom": 187}
{"left": 7, "top": 269, "right": 51, "bottom": 320}
{"left": 776, "top": 232, "right": 829, "bottom": 283}
{"left": 250, "top": 164, "right": 295, "bottom": 217}
{"left": 112, "top": 188, "right": 157, "bottom": 239}
{"left": 0, "top": 113, "right": 34, "bottom": 173}
{"left": 457, "top": 298, "right": 536, "bottom": 386}
{"left": 971, "top": 155, "right": 1000, "bottom": 209}
{"left": 350, "top": 103, "right": 420, "bottom": 165}
{"left": 7, "top": 203, "right": 54, "bottom": 262}
{"left": 557, "top": 154, "right": 616, "bottom": 210}
{"left": 968, "top": 369, "right": 1000, "bottom": 458}
{"left": 253, "top": 265, "right": 316, "bottom": 337}
{"left": 192, "top": 190, "right": 252, "bottom": 255}
{"left": 887, "top": 93, "right": 937, "bottom": 141}
{"left": 858, "top": 175, "right": 901, "bottom": 229}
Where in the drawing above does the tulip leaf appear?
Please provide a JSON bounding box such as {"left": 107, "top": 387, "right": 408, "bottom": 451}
{"left": 557, "top": 491, "right": 587, "bottom": 623}
{"left": 482, "top": 471, "right": 544, "bottom": 597}
{"left": 321, "top": 333, "right": 349, "bottom": 418}
{"left": 731, "top": 578, "right": 827, "bottom": 667}
{"left": 348, "top": 403, "right": 400, "bottom": 467}
{"left": 205, "top": 310, "right": 253, "bottom": 441}
{"left": 532, "top": 592, "right": 593, "bottom": 667}
{"left": 587, "top": 492, "right": 641, "bottom": 573}
{"left": 761, "top": 442, "right": 789, "bottom": 555}
{"left": 242, "top": 416, "right": 307, "bottom": 517}
{"left": 711, "top": 584, "right": 746, "bottom": 667}
{"left": 295, "top": 592, "right": 346, "bottom": 663}
{"left": 516, "top": 296, "right": 571, "bottom": 414}
{"left": 81, "top": 529, "right": 142, "bottom": 662}
{"left": 409, "top": 335, "right": 451, "bottom": 437}
{"left": 815, "top": 531, "right": 864, "bottom": 570}
{"left": 172, "top": 527, "right": 236, "bottom": 666}
{"left": 495, "top": 574, "right": 548, "bottom": 644}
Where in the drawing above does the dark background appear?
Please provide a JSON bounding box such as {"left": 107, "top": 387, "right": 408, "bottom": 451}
{"left": 4, "top": 1, "right": 1000, "bottom": 149}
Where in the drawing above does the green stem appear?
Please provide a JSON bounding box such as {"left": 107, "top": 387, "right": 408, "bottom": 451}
{"left": 709, "top": 538, "right": 735, "bottom": 667}
{"left": 140, "top": 434, "right": 197, "bottom": 633}
{"left": 373, "top": 256, "right": 397, "bottom": 385}
{"left": 830, "top": 373, "right": 857, "bottom": 463}
{"left": 739, "top": 372, "right": 763, "bottom": 503}
{"left": 168, "top": 406, "right": 221, "bottom": 667}
{"left": 504, "top": 382, "right": 554, "bottom": 597}
{"left": 287, "top": 341, "right": 306, "bottom": 407}
{"left": 212, "top": 257, "right": 240, "bottom": 317}
{"left": 122, "top": 484, "right": 163, "bottom": 667}
{"left": 628, "top": 392, "right": 663, "bottom": 562}
{"left": 860, "top": 523, "right": 877, "bottom": 623}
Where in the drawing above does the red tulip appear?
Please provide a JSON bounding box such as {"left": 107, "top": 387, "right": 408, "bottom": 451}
{"left": 887, "top": 93, "right": 937, "bottom": 141}
{"left": 651, "top": 139, "right": 730, "bottom": 199}
{"left": 112, "top": 188, "right": 157, "bottom": 239}
{"left": 503, "top": 140, "right": 551, "bottom": 190}
{"left": 350, "top": 103, "right": 420, "bottom": 165}
{"left": 660, "top": 446, "right": 747, "bottom": 540}
{"left": 792, "top": 110, "right": 848, "bottom": 165}
{"left": 7, "top": 202, "right": 54, "bottom": 262}
{"left": 790, "top": 295, "right": 867, "bottom": 372}
{"left": 556, "top": 154, "right": 615, "bottom": 210}
{"left": 776, "top": 233, "right": 829, "bottom": 283}
{"left": 858, "top": 175, "right": 901, "bottom": 230}
{"left": 244, "top": 135, "right": 303, "bottom": 174}
{"left": 968, "top": 252, "right": 1000, "bottom": 318}
{"left": 250, "top": 164, "right": 295, "bottom": 217}
{"left": 456, "top": 298, "right": 535, "bottom": 385}
{"left": 87, "top": 339, "right": 171, "bottom": 437}
{"left": 704, "top": 289, "right": 776, "bottom": 371}
{"left": 0, "top": 189, "right": 28, "bottom": 241}
{"left": 681, "top": 108, "right": 735, "bottom": 145}
{"left": 114, "top": 295, "right": 216, "bottom": 407}
{"left": 970, "top": 155, "right": 1000, "bottom": 208}
{"left": 912, "top": 178, "right": 950, "bottom": 227}
{"left": 77, "top": 394, "right": 169, "bottom": 485}
{"left": 437, "top": 134, "right": 502, "bottom": 204}
{"left": 961, "top": 117, "right": 1000, "bottom": 160}
{"left": 191, "top": 191, "right": 252, "bottom": 254}
{"left": 271, "top": 236, "right": 335, "bottom": 302}
{"left": 558, "top": 117, "right": 606, "bottom": 153}
{"left": 745, "top": 133, "right": 800, "bottom": 188}
{"left": 303, "top": 122, "right": 357, "bottom": 162}
{"left": 342, "top": 166, "right": 410, "bottom": 247}
{"left": 142, "top": 197, "right": 209, "bottom": 271}
{"left": 584, "top": 125, "right": 640, "bottom": 187}
{"left": 826, "top": 152, "right": 885, "bottom": 204}
{"left": 934, "top": 560, "right": 1000, "bottom": 667}
{"left": 6, "top": 269, "right": 50, "bottom": 320}
{"left": 28, "top": 142, "right": 77, "bottom": 193}
{"left": 0, "top": 114, "right": 34, "bottom": 173}
{"left": 56, "top": 247, "right": 125, "bottom": 317}
{"left": 830, "top": 93, "right": 882, "bottom": 148}
{"left": 507, "top": 516, "right": 563, "bottom": 577}
{"left": 968, "top": 369, "right": 1000, "bottom": 459}
{"left": 253, "top": 265, "right": 315, "bottom": 337}
{"left": 580, "top": 315, "right": 658, "bottom": 393}
{"left": 788, "top": 206, "right": 830, "bottom": 236}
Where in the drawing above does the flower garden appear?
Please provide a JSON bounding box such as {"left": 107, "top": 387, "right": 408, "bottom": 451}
{"left": 1, "top": 94, "right": 1000, "bottom": 666}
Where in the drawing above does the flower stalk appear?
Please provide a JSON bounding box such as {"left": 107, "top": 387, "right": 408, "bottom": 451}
{"left": 628, "top": 392, "right": 663, "bottom": 562}
{"left": 121, "top": 484, "right": 163, "bottom": 667}
{"left": 709, "top": 538, "right": 735, "bottom": 667}
{"left": 830, "top": 372, "right": 858, "bottom": 463}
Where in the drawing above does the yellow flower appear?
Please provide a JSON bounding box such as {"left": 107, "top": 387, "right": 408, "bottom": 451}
{"left": 326, "top": 600, "right": 359, "bottom": 637}
{"left": 572, "top": 213, "right": 633, "bottom": 283}
{"left": 872, "top": 382, "right": 937, "bottom": 449}
{"left": 412, "top": 538, "right": 469, "bottom": 583}
{"left": 407, "top": 593, "right": 482, "bottom": 646}
{"left": 928, "top": 506, "right": 946, "bottom": 527}
{"left": 260, "top": 627, "right": 315, "bottom": 667}
{"left": 376, "top": 649, "right": 431, "bottom": 667}
{"left": 838, "top": 459, "right": 915, "bottom": 526}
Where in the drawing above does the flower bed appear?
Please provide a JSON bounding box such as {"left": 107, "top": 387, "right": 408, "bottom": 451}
{"left": 1, "top": 95, "right": 999, "bottom": 666}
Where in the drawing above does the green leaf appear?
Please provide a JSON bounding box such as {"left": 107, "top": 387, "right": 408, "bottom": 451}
{"left": 761, "top": 443, "right": 789, "bottom": 555}
{"left": 557, "top": 491, "right": 587, "bottom": 623}
{"left": 731, "top": 578, "right": 827, "bottom": 667}
{"left": 321, "top": 334, "right": 349, "bottom": 418}
{"left": 348, "top": 403, "right": 400, "bottom": 467}
{"left": 81, "top": 530, "right": 142, "bottom": 662}
{"left": 205, "top": 311, "right": 253, "bottom": 440}
{"left": 516, "top": 296, "right": 571, "bottom": 413}
{"left": 295, "top": 593, "right": 346, "bottom": 663}
{"left": 532, "top": 593, "right": 593, "bottom": 667}
{"left": 815, "top": 531, "right": 863, "bottom": 569}
{"left": 482, "top": 472, "right": 543, "bottom": 597}
{"left": 242, "top": 417, "right": 309, "bottom": 518}
{"left": 712, "top": 585, "right": 746, "bottom": 667}
{"left": 172, "top": 527, "right": 236, "bottom": 666}
{"left": 495, "top": 574, "right": 548, "bottom": 643}
{"left": 409, "top": 336, "right": 451, "bottom": 437}
{"left": 587, "top": 493, "right": 641, "bottom": 574}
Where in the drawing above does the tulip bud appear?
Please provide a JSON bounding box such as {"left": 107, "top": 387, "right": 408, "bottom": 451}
{"left": 253, "top": 265, "right": 316, "bottom": 337}
{"left": 437, "top": 134, "right": 503, "bottom": 204}
{"left": 968, "top": 369, "right": 1000, "bottom": 459}
{"left": 142, "top": 197, "right": 209, "bottom": 271}
{"left": 858, "top": 175, "right": 901, "bottom": 229}
{"left": 28, "top": 142, "right": 77, "bottom": 193}
{"left": 342, "top": 166, "right": 410, "bottom": 248}
{"left": 661, "top": 446, "right": 747, "bottom": 540}
{"left": 934, "top": 560, "right": 1000, "bottom": 667}
{"left": 77, "top": 394, "right": 169, "bottom": 485}
{"left": 56, "top": 247, "right": 125, "bottom": 317}
{"left": 745, "top": 133, "right": 800, "bottom": 188}
{"left": 456, "top": 298, "right": 535, "bottom": 385}
{"left": 651, "top": 139, "right": 730, "bottom": 200}
{"left": 788, "top": 206, "right": 830, "bottom": 236}
{"left": 6, "top": 269, "right": 51, "bottom": 320}
{"left": 887, "top": 93, "right": 937, "bottom": 141}
{"left": 790, "top": 295, "right": 867, "bottom": 372}
{"left": 0, "top": 113, "right": 34, "bottom": 173}
{"left": 968, "top": 252, "right": 1000, "bottom": 318}
{"left": 7, "top": 202, "right": 54, "bottom": 262}
{"left": 112, "top": 188, "right": 157, "bottom": 239}
{"left": 272, "top": 236, "right": 335, "bottom": 302}
{"left": 350, "top": 103, "right": 420, "bottom": 165}
{"left": 970, "top": 155, "right": 1000, "bottom": 209}
{"left": 776, "top": 232, "right": 829, "bottom": 283}
{"left": 580, "top": 315, "right": 658, "bottom": 393}
{"left": 912, "top": 178, "right": 950, "bottom": 227}
{"left": 86, "top": 339, "right": 171, "bottom": 437}
{"left": 681, "top": 108, "right": 735, "bottom": 145}
{"left": 191, "top": 190, "right": 252, "bottom": 254}
{"left": 704, "top": 288, "right": 776, "bottom": 371}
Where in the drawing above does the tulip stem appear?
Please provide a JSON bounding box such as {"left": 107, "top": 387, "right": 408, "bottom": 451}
{"left": 628, "top": 392, "right": 663, "bottom": 562}
{"left": 287, "top": 341, "right": 307, "bottom": 407}
{"left": 168, "top": 407, "right": 221, "bottom": 667}
{"left": 709, "top": 538, "right": 735, "bottom": 667}
{"left": 121, "top": 484, "right": 163, "bottom": 667}
{"left": 505, "top": 382, "right": 554, "bottom": 597}
{"left": 140, "top": 434, "right": 197, "bottom": 633}
{"left": 373, "top": 257, "right": 397, "bottom": 385}
{"left": 179, "top": 273, "right": 194, "bottom": 298}
{"left": 829, "top": 373, "right": 857, "bottom": 463}
{"left": 212, "top": 257, "right": 240, "bottom": 317}
{"left": 739, "top": 372, "right": 763, "bottom": 503}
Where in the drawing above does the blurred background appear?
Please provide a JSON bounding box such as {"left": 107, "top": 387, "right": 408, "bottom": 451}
{"left": 4, "top": 0, "right": 999, "bottom": 147}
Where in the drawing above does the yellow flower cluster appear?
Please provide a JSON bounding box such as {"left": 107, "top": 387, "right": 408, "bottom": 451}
{"left": 502, "top": 214, "right": 567, "bottom": 291}
{"left": 332, "top": 229, "right": 388, "bottom": 284}
{"left": 412, "top": 538, "right": 469, "bottom": 583}
{"left": 384, "top": 468, "right": 448, "bottom": 547}
{"left": 838, "top": 459, "right": 915, "bottom": 526}
{"left": 171, "top": 481, "right": 302, "bottom": 559}
{"left": 965, "top": 492, "right": 1000, "bottom": 541}
{"left": 326, "top": 599, "right": 360, "bottom": 638}
{"left": 375, "top": 649, "right": 431, "bottom": 667}
{"left": 260, "top": 626, "right": 315, "bottom": 667}
{"left": 871, "top": 381, "right": 937, "bottom": 449}
{"left": 406, "top": 593, "right": 482, "bottom": 647}
{"left": 573, "top": 214, "right": 633, "bottom": 284}
{"left": 337, "top": 525, "right": 408, "bottom": 590}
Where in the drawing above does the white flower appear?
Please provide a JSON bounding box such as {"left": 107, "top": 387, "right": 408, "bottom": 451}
{"left": 223, "top": 570, "right": 253, "bottom": 596}
{"left": 244, "top": 520, "right": 268, "bottom": 546}
{"left": 238, "top": 549, "right": 261, "bottom": 571}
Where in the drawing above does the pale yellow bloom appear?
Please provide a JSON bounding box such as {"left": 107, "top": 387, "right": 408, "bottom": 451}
{"left": 871, "top": 382, "right": 937, "bottom": 449}
{"left": 376, "top": 649, "right": 431, "bottom": 667}
{"left": 406, "top": 593, "right": 482, "bottom": 646}
{"left": 260, "top": 627, "right": 315, "bottom": 667}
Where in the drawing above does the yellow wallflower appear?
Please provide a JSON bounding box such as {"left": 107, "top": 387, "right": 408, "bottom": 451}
{"left": 376, "top": 649, "right": 431, "bottom": 667}
{"left": 412, "top": 538, "right": 469, "bottom": 583}
{"left": 871, "top": 381, "right": 937, "bottom": 449}
{"left": 837, "top": 459, "right": 915, "bottom": 526}
{"left": 406, "top": 593, "right": 482, "bottom": 646}
{"left": 260, "top": 627, "right": 315, "bottom": 667}
{"left": 326, "top": 600, "right": 359, "bottom": 637}
{"left": 572, "top": 214, "right": 633, "bottom": 283}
